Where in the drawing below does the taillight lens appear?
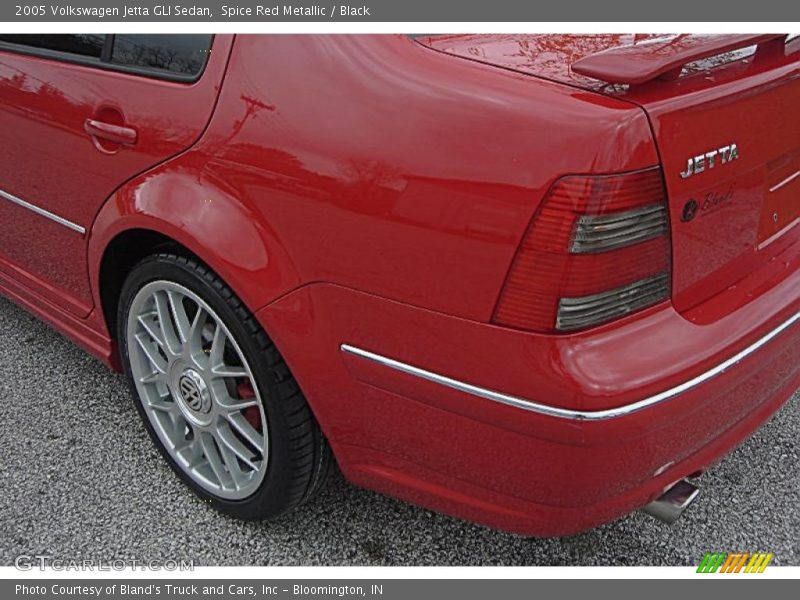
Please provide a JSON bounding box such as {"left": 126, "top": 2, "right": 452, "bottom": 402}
{"left": 492, "top": 168, "right": 671, "bottom": 333}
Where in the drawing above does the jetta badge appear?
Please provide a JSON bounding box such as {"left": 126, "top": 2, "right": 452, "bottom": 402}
{"left": 680, "top": 143, "right": 740, "bottom": 179}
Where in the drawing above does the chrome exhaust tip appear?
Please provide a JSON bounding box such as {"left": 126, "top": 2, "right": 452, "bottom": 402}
{"left": 642, "top": 479, "right": 700, "bottom": 524}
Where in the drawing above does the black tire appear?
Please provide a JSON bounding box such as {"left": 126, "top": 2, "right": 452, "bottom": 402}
{"left": 117, "top": 252, "right": 332, "bottom": 519}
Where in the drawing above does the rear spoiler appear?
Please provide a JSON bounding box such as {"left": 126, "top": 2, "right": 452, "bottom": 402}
{"left": 572, "top": 34, "right": 789, "bottom": 85}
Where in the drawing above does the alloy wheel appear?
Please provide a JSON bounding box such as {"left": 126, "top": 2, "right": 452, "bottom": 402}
{"left": 126, "top": 280, "right": 269, "bottom": 500}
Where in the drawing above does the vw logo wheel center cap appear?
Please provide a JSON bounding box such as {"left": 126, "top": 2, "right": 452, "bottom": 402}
{"left": 172, "top": 365, "right": 213, "bottom": 425}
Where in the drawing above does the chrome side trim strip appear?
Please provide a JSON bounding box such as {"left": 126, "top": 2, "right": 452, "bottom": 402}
{"left": 341, "top": 311, "right": 800, "bottom": 421}
{"left": 769, "top": 170, "right": 800, "bottom": 193}
{"left": 0, "top": 188, "right": 86, "bottom": 235}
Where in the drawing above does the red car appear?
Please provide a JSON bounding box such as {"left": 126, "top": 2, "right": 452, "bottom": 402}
{"left": 0, "top": 33, "right": 798, "bottom": 536}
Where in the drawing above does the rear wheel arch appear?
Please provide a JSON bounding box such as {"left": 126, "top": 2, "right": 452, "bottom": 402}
{"left": 95, "top": 226, "right": 330, "bottom": 438}
{"left": 98, "top": 228, "right": 195, "bottom": 341}
{"left": 88, "top": 166, "right": 303, "bottom": 342}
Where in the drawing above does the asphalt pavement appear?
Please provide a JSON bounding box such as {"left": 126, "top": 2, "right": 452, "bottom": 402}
{"left": 0, "top": 295, "right": 797, "bottom": 566}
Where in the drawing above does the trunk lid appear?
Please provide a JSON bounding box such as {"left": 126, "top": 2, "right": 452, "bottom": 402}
{"left": 421, "top": 34, "right": 800, "bottom": 314}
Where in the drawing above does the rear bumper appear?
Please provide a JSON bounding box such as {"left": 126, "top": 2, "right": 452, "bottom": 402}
{"left": 257, "top": 261, "right": 800, "bottom": 536}
{"left": 340, "top": 371, "right": 798, "bottom": 537}
{"left": 338, "top": 329, "right": 798, "bottom": 536}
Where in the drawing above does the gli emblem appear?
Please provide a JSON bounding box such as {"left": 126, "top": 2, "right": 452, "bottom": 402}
{"left": 681, "top": 199, "right": 698, "bottom": 222}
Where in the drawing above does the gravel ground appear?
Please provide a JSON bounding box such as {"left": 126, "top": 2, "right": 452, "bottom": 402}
{"left": 0, "top": 295, "right": 797, "bottom": 566}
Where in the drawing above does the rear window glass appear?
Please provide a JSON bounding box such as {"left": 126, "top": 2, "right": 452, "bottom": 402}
{"left": 0, "top": 34, "right": 105, "bottom": 58}
{"left": 110, "top": 35, "right": 213, "bottom": 77}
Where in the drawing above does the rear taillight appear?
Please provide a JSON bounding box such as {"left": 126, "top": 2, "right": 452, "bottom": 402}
{"left": 492, "top": 167, "right": 671, "bottom": 333}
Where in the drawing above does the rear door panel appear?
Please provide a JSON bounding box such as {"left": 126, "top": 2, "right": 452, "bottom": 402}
{"left": 0, "top": 35, "right": 232, "bottom": 316}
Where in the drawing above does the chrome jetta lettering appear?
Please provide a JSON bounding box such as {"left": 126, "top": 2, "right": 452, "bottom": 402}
{"left": 680, "top": 143, "right": 740, "bottom": 179}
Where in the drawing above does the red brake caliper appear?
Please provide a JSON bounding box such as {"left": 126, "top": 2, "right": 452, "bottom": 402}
{"left": 237, "top": 380, "right": 262, "bottom": 430}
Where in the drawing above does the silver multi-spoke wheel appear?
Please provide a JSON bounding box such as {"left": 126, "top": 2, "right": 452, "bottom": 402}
{"left": 127, "top": 280, "right": 268, "bottom": 500}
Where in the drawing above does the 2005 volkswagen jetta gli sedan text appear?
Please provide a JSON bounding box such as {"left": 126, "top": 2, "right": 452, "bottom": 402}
{"left": 0, "top": 33, "right": 798, "bottom": 536}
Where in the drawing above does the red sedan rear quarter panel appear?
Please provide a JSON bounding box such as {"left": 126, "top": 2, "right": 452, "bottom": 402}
{"left": 191, "top": 34, "right": 659, "bottom": 321}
